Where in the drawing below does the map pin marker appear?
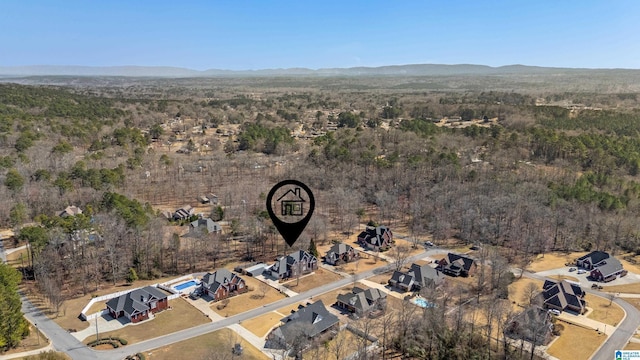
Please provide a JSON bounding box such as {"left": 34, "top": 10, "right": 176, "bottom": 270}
{"left": 266, "top": 179, "right": 315, "bottom": 247}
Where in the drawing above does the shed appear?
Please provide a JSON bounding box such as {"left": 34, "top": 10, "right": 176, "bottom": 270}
{"left": 245, "top": 263, "right": 268, "bottom": 277}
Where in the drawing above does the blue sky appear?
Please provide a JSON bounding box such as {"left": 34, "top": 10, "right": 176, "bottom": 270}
{"left": 1, "top": 1, "right": 639, "bottom": 70}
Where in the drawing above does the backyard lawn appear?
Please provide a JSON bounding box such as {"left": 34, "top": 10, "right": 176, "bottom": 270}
{"left": 145, "top": 328, "right": 268, "bottom": 360}
{"left": 507, "top": 278, "right": 544, "bottom": 312}
{"left": 546, "top": 322, "right": 606, "bottom": 360}
{"left": 210, "top": 276, "right": 286, "bottom": 317}
{"left": 86, "top": 298, "right": 209, "bottom": 344}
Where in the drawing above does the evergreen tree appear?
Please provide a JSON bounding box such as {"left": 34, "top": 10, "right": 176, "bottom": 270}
{"left": 308, "top": 239, "right": 319, "bottom": 258}
{"left": 0, "top": 263, "right": 29, "bottom": 350}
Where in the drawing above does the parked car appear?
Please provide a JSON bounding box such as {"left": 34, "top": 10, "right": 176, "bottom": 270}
{"left": 424, "top": 241, "right": 434, "bottom": 247}
{"left": 548, "top": 309, "right": 561, "bottom": 316}
{"left": 569, "top": 267, "right": 577, "bottom": 272}
{"left": 577, "top": 269, "right": 586, "bottom": 274}
{"left": 591, "top": 284, "right": 603, "bottom": 290}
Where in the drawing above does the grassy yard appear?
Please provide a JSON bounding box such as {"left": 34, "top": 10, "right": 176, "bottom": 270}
{"left": 210, "top": 276, "right": 286, "bottom": 317}
{"left": 621, "top": 298, "right": 640, "bottom": 312}
{"left": 526, "top": 252, "right": 587, "bottom": 272}
{"left": 335, "top": 256, "right": 386, "bottom": 275}
{"left": 603, "top": 282, "right": 640, "bottom": 294}
{"left": 240, "top": 311, "right": 283, "bottom": 338}
{"left": 1, "top": 324, "right": 49, "bottom": 356}
{"left": 284, "top": 268, "right": 343, "bottom": 293}
{"left": 144, "top": 328, "right": 268, "bottom": 360}
{"left": 625, "top": 342, "right": 640, "bottom": 351}
{"left": 586, "top": 294, "right": 625, "bottom": 326}
{"left": 507, "top": 278, "right": 544, "bottom": 312}
{"left": 546, "top": 322, "right": 606, "bottom": 360}
{"left": 86, "top": 298, "right": 209, "bottom": 344}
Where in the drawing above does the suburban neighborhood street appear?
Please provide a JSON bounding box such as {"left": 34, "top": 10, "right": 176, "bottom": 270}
{"left": 12, "top": 249, "right": 432, "bottom": 360}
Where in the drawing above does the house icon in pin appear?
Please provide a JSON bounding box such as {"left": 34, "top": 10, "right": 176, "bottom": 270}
{"left": 277, "top": 187, "right": 305, "bottom": 216}
{"left": 615, "top": 350, "right": 622, "bottom": 360}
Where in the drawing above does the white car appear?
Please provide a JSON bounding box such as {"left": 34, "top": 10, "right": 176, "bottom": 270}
{"left": 548, "top": 309, "right": 561, "bottom": 316}
{"left": 577, "top": 269, "right": 586, "bottom": 274}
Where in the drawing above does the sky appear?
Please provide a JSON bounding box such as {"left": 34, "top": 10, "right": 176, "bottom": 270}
{"left": 1, "top": 0, "right": 639, "bottom": 70}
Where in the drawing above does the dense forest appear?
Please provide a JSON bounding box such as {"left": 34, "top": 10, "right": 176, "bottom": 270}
{"left": 2, "top": 75, "right": 640, "bottom": 358}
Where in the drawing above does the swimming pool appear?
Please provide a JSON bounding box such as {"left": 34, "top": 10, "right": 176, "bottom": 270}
{"left": 174, "top": 280, "right": 198, "bottom": 291}
{"left": 412, "top": 297, "right": 436, "bottom": 308}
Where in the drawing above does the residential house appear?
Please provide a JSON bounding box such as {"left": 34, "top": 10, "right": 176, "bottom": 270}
{"left": 505, "top": 306, "right": 554, "bottom": 346}
{"left": 189, "top": 217, "right": 222, "bottom": 235}
{"left": 58, "top": 205, "right": 82, "bottom": 218}
{"left": 437, "top": 253, "right": 477, "bottom": 277}
{"left": 357, "top": 225, "right": 393, "bottom": 251}
{"left": 325, "top": 243, "right": 359, "bottom": 265}
{"left": 198, "top": 193, "right": 218, "bottom": 205}
{"left": 200, "top": 269, "right": 247, "bottom": 301}
{"left": 576, "top": 251, "right": 611, "bottom": 269}
{"left": 173, "top": 205, "right": 194, "bottom": 221}
{"left": 541, "top": 280, "right": 585, "bottom": 314}
{"left": 266, "top": 301, "right": 339, "bottom": 350}
{"left": 389, "top": 263, "right": 444, "bottom": 291}
{"left": 336, "top": 287, "right": 387, "bottom": 317}
{"left": 267, "top": 250, "right": 318, "bottom": 280}
{"left": 106, "top": 286, "right": 169, "bottom": 324}
{"left": 277, "top": 188, "right": 305, "bottom": 216}
{"left": 590, "top": 257, "right": 625, "bottom": 282}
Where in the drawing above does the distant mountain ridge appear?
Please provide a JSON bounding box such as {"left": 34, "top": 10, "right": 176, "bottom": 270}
{"left": 0, "top": 63, "right": 637, "bottom": 78}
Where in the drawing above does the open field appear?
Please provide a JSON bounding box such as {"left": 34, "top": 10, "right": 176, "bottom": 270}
{"left": 586, "top": 294, "right": 624, "bottom": 326}
{"left": 603, "top": 283, "right": 640, "bottom": 294}
{"left": 526, "top": 252, "right": 587, "bottom": 272}
{"left": 283, "top": 268, "right": 343, "bottom": 293}
{"left": 210, "top": 276, "right": 286, "bottom": 317}
{"left": 144, "top": 328, "right": 268, "bottom": 360}
{"left": 239, "top": 311, "right": 283, "bottom": 338}
{"left": 546, "top": 322, "right": 606, "bottom": 360}
{"left": 85, "top": 298, "right": 209, "bottom": 344}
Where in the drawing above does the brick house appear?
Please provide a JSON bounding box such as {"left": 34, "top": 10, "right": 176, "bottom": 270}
{"left": 200, "top": 269, "right": 247, "bottom": 301}
{"left": 105, "top": 286, "right": 169, "bottom": 324}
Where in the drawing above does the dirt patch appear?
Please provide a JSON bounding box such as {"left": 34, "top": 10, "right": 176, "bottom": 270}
{"left": 86, "top": 298, "right": 209, "bottom": 344}
{"left": 283, "top": 268, "right": 343, "bottom": 293}
{"left": 210, "top": 276, "right": 286, "bottom": 317}
{"left": 145, "top": 328, "right": 268, "bottom": 360}
{"left": 526, "top": 252, "right": 587, "bottom": 272}
{"left": 546, "top": 322, "right": 606, "bottom": 360}
{"left": 586, "top": 293, "right": 624, "bottom": 326}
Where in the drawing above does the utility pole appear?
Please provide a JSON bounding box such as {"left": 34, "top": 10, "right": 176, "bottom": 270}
{"left": 35, "top": 323, "right": 40, "bottom": 346}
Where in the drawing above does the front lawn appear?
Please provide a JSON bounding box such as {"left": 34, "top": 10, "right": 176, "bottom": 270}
{"left": 210, "top": 276, "right": 286, "bottom": 317}
{"left": 546, "top": 322, "right": 605, "bottom": 360}
{"left": 283, "top": 268, "right": 343, "bottom": 293}
{"left": 87, "top": 298, "right": 209, "bottom": 344}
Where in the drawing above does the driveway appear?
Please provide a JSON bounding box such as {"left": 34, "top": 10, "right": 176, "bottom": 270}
{"left": 535, "top": 267, "right": 640, "bottom": 287}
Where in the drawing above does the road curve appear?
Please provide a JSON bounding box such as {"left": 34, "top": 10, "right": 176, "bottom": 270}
{"left": 521, "top": 271, "right": 640, "bottom": 360}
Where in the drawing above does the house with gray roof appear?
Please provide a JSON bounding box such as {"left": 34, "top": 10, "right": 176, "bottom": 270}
{"left": 200, "top": 269, "right": 247, "bottom": 301}
{"left": 58, "top": 205, "right": 82, "bottom": 218}
{"left": 576, "top": 251, "right": 611, "bottom": 269}
{"left": 325, "top": 243, "right": 359, "bottom": 265}
{"left": 336, "top": 287, "right": 387, "bottom": 317}
{"left": 389, "top": 263, "right": 444, "bottom": 291}
{"left": 266, "top": 301, "right": 339, "bottom": 351}
{"left": 189, "top": 217, "right": 222, "bottom": 235}
{"left": 437, "top": 253, "right": 477, "bottom": 277}
{"left": 357, "top": 225, "right": 393, "bottom": 251}
{"left": 106, "top": 286, "right": 169, "bottom": 323}
{"left": 267, "top": 250, "right": 318, "bottom": 280}
{"left": 590, "top": 257, "right": 625, "bottom": 282}
{"left": 541, "top": 280, "right": 585, "bottom": 314}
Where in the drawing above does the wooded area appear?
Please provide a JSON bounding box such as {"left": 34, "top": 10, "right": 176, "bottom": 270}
{"left": 2, "top": 74, "right": 640, "bottom": 358}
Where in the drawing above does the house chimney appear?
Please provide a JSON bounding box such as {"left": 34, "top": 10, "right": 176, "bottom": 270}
{"left": 294, "top": 188, "right": 300, "bottom": 197}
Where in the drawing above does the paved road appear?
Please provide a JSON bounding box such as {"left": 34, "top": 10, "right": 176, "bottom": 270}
{"left": 24, "top": 248, "right": 434, "bottom": 360}
{"left": 522, "top": 271, "right": 640, "bottom": 360}
{"left": 0, "top": 236, "right": 7, "bottom": 263}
